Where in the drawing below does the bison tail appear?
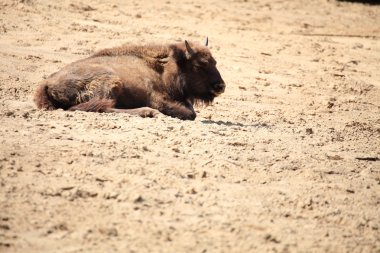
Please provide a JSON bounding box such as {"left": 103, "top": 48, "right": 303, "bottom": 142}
{"left": 34, "top": 82, "right": 57, "bottom": 110}
{"left": 68, "top": 98, "right": 116, "bottom": 113}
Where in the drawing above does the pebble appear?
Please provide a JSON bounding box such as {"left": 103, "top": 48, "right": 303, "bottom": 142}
{"left": 99, "top": 227, "right": 118, "bottom": 237}
{"left": 133, "top": 195, "right": 144, "bottom": 203}
{"left": 104, "top": 191, "right": 119, "bottom": 199}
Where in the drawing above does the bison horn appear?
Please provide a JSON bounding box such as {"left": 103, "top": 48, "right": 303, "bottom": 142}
{"left": 158, "top": 57, "right": 169, "bottom": 64}
{"left": 185, "top": 40, "right": 194, "bottom": 58}
{"left": 204, "top": 37, "right": 208, "bottom": 47}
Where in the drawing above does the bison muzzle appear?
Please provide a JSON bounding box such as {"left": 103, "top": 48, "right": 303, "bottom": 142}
{"left": 34, "top": 38, "right": 225, "bottom": 120}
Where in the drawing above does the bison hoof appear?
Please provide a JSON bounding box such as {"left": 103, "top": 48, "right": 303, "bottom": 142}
{"left": 139, "top": 107, "right": 160, "bottom": 118}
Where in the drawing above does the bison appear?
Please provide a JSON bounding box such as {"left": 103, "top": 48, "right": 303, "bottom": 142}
{"left": 34, "top": 38, "right": 225, "bottom": 120}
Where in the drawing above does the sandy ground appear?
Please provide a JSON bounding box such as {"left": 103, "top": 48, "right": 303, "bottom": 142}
{"left": 0, "top": 0, "right": 379, "bottom": 252}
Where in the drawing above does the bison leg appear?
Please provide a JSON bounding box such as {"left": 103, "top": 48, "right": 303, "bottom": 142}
{"left": 152, "top": 99, "right": 196, "bottom": 120}
{"left": 106, "top": 107, "right": 160, "bottom": 118}
{"left": 34, "top": 82, "right": 57, "bottom": 110}
{"left": 68, "top": 98, "right": 160, "bottom": 118}
{"left": 68, "top": 98, "right": 116, "bottom": 112}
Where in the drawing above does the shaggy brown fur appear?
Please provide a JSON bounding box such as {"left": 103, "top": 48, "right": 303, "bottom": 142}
{"left": 34, "top": 39, "right": 225, "bottom": 120}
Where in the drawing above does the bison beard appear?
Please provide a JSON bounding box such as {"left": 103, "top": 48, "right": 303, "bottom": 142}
{"left": 34, "top": 39, "right": 225, "bottom": 120}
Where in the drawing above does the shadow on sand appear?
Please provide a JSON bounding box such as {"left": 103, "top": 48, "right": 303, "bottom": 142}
{"left": 201, "top": 120, "right": 270, "bottom": 129}
{"left": 337, "top": 0, "right": 380, "bottom": 5}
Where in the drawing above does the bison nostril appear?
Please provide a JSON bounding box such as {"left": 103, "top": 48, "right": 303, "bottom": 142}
{"left": 213, "top": 83, "right": 225, "bottom": 92}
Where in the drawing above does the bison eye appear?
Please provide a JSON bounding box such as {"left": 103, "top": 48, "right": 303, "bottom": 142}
{"left": 194, "top": 66, "right": 206, "bottom": 74}
{"left": 194, "top": 62, "right": 207, "bottom": 71}
{"left": 198, "top": 62, "right": 208, "bottom": 68}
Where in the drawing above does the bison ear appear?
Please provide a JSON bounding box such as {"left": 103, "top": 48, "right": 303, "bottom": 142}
{"left": 204, "top": 37, "right": 208, "bottom": 47}
{"left": 185, "top": 40, "right": 194, "bottom": 59}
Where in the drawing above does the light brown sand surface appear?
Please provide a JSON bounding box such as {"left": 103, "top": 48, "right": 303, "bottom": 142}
{"left": 0, "top": 0, "right": 379, "bottom": 252}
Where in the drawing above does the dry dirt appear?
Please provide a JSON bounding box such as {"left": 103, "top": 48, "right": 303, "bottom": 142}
{"left": 0, "top": 0, "right": 380, "bottom": 252}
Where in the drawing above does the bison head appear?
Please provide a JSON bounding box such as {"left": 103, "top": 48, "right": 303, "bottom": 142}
{"left": 180, "top": 39, "right": 225, "bottom": 104}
